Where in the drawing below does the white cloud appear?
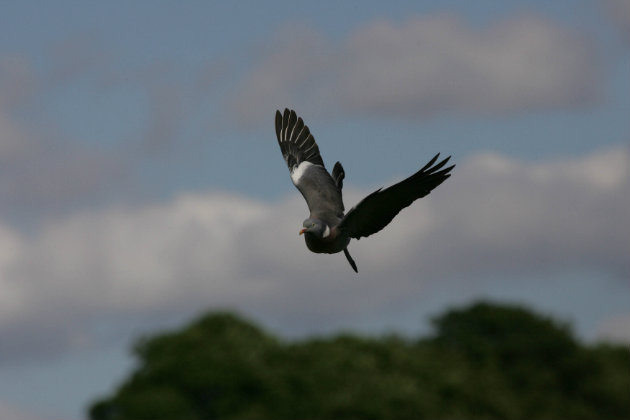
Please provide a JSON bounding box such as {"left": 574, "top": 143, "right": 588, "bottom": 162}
{"left": 0, "top": 44, "right": 225, "bottom": 223}
{"left": 0, "top": 113, "right": 30, "bottom": 160}
{"left": 0, "top": 56, "right": 38, "bottom": 112}
{"left": 0, "top": 401, "right": 47, "bottom": 420}
{"left": 427, "top": 147, "right": 630, "bottom": 279}
{"left": 0, "top": 111, "right": 130, "bottom": 223}
{"left": 0, "top": 47, "right": 147, "bottom": 224}
{"left": 597, "top": 313, "right": 630, "bottom": 344}
{"left": 0, "top": 147, "right": 628, "bottom": 361}
{"left": 602, "top": 0, "right": 630, "bottom": 42}
{"left": 231, "top": 14, "right": 598, "bottom": 124}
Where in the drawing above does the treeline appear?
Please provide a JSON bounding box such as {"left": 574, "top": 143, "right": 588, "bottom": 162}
{"left": 89, "top": 301, "right": 630, "bottom": 419}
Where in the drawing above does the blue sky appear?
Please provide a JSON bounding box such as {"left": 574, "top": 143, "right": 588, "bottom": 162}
{"left": 0, "top": 1, "right": 628, "bottom": 418}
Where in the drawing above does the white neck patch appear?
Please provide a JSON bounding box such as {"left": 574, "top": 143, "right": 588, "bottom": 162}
{"left": 290, "top": 161, "right": 313, "bottom": 185}
{"left": 322, "top": 224, "right": 330, "bottom": 238}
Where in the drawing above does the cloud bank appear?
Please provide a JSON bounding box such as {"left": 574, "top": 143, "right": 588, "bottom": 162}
{"left": 602, "top": 0, "right": 630, "bottom": 42}
{"left": 1, "top": 147, "right": 627, "bottom": 362}
{"left": 232, "top": 14, "right": 598, "bottom": 124}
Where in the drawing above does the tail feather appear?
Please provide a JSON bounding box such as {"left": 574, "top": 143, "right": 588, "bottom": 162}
{"left": 343, "top": 247, "right": 358, "bottom": 273}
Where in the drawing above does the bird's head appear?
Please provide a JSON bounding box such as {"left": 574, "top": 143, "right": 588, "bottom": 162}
{"left": 299, "top": 218, "right": 330, "bottom": 238}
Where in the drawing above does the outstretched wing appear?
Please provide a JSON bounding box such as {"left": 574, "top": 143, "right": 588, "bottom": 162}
{"left": 275, "top": 108, "right": 324, "bottom": 169}
{"left": 275, "top": 109, "right": 344, "bottom": 219}
{"left": 339, "top": 154, "right": 454, "bottom": 239}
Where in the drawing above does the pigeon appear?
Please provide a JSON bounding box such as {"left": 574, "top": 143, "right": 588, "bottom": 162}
{"left": 274, "top": 108, "right": 454, "bottom": 273}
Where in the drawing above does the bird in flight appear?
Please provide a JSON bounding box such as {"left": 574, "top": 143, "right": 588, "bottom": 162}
{"left": 275, "top": 108, "right": 454, "bottom": 273}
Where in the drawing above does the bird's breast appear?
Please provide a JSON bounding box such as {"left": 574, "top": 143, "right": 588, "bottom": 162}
{"left": 304, "top": 229, "right": 349, "bottom": 254}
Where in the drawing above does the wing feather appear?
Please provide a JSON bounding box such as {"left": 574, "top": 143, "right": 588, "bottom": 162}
{"left": 274, "top": 109, "right": 343, "bottom": 220}
{"left": 339, "top": 154, "right": 454, "bottom": 239}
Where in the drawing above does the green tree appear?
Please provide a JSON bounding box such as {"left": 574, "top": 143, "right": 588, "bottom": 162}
{"left": 89, "top": 301, "right": 630, "bottom": 420}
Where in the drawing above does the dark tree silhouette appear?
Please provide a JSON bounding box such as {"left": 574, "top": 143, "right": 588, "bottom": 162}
{"left": 89, "top": 301, "right": 630, "bottom": 420}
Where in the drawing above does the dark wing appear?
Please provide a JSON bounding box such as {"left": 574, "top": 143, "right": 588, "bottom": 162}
{"left": 332, "top": 161, "right": 345, "bottom": 190}
{"left": 338, "top": 154, "right": 454, "bottom": 239}
{"left": 331, "top": 161, "right": 345, "bottom": 208}
{"left": 275, "top": 109, "right": 344, "bottom": 220}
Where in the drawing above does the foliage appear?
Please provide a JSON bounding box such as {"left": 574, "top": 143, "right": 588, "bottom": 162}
{"left": 89, "top": 302, "right": 630, "bottom": 419}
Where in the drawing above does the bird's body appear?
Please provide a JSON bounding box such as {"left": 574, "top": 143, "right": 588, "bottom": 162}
{"left": 274, "top": 108, "right": 454, "bottom": 273}
{"left": 304, "top": 227, "right": 348, "bottom": 254}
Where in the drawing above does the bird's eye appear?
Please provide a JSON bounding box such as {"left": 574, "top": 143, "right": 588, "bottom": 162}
{"left": 311, "top": 223, "right": 315, "bottom": 227}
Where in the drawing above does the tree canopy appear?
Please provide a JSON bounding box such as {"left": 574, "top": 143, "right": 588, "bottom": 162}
{"left": 89, "top": 301, "right": 630, "bottom": 419}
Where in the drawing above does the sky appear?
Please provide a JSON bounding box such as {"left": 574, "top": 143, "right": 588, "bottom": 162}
{"left": 0, "top": 1, "right": 628, "bottom": 418}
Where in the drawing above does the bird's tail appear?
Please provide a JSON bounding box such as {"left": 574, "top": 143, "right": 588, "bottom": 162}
{"left": 343, "top": 247, "right": 358, "bottom": 273}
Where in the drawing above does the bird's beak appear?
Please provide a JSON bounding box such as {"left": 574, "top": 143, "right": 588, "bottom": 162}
{"left": 299, "top": 228, "right": 307, "bottom": 235}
